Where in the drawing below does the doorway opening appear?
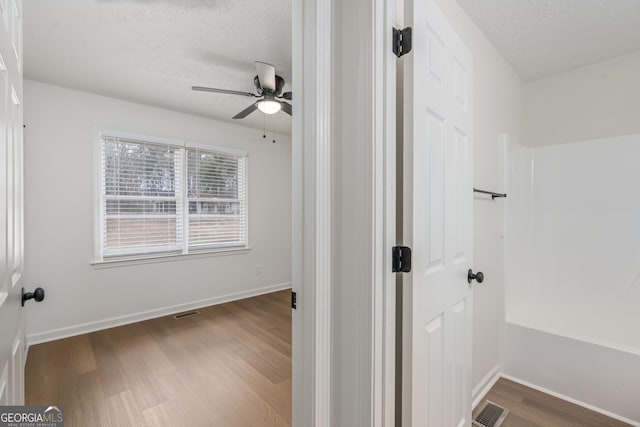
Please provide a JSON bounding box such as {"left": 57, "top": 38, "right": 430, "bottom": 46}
{"left": 20, "top": 1, "right": 296, "bottom": 425}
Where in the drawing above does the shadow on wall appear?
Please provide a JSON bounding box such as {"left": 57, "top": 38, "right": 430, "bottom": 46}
{"left": 95, "top": 0, "right": 234, "bottom": 9}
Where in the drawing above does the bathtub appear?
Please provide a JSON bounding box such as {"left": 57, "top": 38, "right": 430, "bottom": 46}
{"left": 501, "top": 318, "right": 640, "bottom": 425}
{"left": 501, "top": 135, "right": 640, "bottom": 425}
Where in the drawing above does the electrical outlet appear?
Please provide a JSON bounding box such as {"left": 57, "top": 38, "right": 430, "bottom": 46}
{"left": 256, "top": 265, "right": 262, "bottom": 275}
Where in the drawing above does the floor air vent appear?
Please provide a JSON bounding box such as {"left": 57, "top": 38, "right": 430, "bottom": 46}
{"left": 173, "top": 310, "right": 200, "bottom": 320}
{"left": 473, "top": 400, "right": 509, "bottom": 427}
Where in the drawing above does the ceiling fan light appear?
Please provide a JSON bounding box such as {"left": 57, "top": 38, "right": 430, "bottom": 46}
{"left": 257, "top": 99, "right": 281, "bottom": 115}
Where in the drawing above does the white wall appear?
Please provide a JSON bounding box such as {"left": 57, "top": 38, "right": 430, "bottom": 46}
{"left": 525, "top": 50, "right": 640, "bottom": 147}
{"left": 331, "top": 1, "right": 377, "bottom": 423}
{"left": 431, "top": 0, "right": 524, "bottom": 394}
{"left": 23, "top": 80, "right": 292, "bottom": 343}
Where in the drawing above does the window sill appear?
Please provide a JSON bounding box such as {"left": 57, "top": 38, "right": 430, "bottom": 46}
{"left": 91, "top": 247, "right": 251, "bottom": 269}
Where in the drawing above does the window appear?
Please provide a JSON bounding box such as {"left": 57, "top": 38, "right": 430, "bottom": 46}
{"left": 98, "top": 132, "right": 248, "bottom": 260}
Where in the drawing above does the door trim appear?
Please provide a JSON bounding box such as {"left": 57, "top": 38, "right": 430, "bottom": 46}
{"left": 377, "top": 0, "right": 399, "bottom": 425}
{"left": 292, "top": 0, "right": 333, "bottom": 424}
{"left": 293, "top": 0, "right": 397, "bottom": 424}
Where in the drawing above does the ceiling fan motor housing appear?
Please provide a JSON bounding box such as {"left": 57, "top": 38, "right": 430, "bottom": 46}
{"left": 254, "top": 75, "right": 285, "bottom": 96}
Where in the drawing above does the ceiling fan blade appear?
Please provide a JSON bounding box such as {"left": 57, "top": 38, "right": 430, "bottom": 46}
{"left": 192, "top": 86, "right": 257, "bottom": 97}
{"left": 281, "top": 101, "right": 292, "bottom": 116}
{"left": 281, "top": 91, "right": 292, "bottom": 100}
{"left": 233, "top": 103, "right": 258, "bottom": 119}
{"left": 255, "top": 61, "right": 276, "bottom": 91}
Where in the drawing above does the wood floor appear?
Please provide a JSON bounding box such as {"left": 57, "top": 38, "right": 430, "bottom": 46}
{"left": 27, "top": 291, "right": 632, "bottom": 427}
{"left": 26, "top": 290, "right": 292, "bottom": 427}
{"left": 475, "top": 378, "right": 632, "bottom": 427}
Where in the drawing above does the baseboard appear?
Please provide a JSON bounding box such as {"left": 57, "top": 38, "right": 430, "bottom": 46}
{"left": 472, "top": 364, "right": 501, "bottom": 409}
{"left": 26, "top": 282, "right": 292, "bottom": 347}
{"left": 501, "top": 374, "right": 640, "bottom": 427}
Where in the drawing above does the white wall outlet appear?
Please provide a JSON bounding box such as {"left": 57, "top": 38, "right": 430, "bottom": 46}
{"left": 255, "top": 265, "right": 262, "bottom": 275}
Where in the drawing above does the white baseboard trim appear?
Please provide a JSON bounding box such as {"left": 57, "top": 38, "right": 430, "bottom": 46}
{"left": 472, "top": 364, "right": 501, "bottom": 409}
{"left": 501, "top": 374, "right": 640, "bottom": 427}
{"left": 26, "top": 282, "right": 292, "bottom": 347}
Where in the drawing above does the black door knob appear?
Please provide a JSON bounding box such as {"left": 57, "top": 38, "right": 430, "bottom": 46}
{"left": 467, "top": 269, "right": 484, "bottom": 284}
{"left": 22, "top": 287, "right": 45, "bottom": 306}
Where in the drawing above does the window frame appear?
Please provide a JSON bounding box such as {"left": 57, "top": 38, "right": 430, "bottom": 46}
{"left": 93, "top": 129, "right": 250, "bottom": 264}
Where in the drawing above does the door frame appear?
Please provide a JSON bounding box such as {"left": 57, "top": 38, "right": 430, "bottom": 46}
{"left": 291, "top": 0, "right": 332, "bottom": 424}
{"left": 292, "top": 0, "right": 398, "bottom": 425}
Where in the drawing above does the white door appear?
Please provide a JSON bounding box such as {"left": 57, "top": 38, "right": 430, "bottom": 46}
{"left": 402, "top": 0, "right": 474, "bottom": 426}
{"left": 0, "top": 0, "right": 25, "bottom": 406}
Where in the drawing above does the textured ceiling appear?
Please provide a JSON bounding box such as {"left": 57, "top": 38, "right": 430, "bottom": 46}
{"left": 458, "top": 0, "right": 640, "bottom": 81}
{"left": 24, "top": 0, "right": 292, "bottom": 135}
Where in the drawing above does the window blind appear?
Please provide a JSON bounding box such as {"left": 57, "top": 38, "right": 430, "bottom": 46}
{"left": 101, "top": 137, "right": 183, "bottom": 257}
{"left": 99, "top": 134, "right": 248, "bottom": 260}
{"left": 186, "top": 147, "right": 247, "bottom": 250}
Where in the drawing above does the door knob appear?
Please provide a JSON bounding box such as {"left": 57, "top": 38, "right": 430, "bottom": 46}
{"left": 22, "top": 287, "right": 45, "bottom": 306}
{"left": 467, "top": 269, "right": 484, "bottom": 284}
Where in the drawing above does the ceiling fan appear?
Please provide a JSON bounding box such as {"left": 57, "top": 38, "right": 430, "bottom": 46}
{"left": 192, "top": 61, "right": 292, "bottom": 119}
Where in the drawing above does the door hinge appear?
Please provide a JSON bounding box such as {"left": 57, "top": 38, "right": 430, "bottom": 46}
{"left": 393, "top": 27, "right": 412, "bottom": 58}
{"left": 392, "top": 246, "right": 412, "bottom": 273}
{"left": 291, "top": 291, "right": 297, "bottom": 309}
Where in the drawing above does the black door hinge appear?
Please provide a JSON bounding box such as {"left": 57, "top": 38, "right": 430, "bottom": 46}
{"left": 393, "top": 27, "right": 412, "bottom": 58}
{"left": 291, "top": 291, "right": 297, "bottom": 309}
{"left": 392, "top": 246, "right": 412, "bottom": 273}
